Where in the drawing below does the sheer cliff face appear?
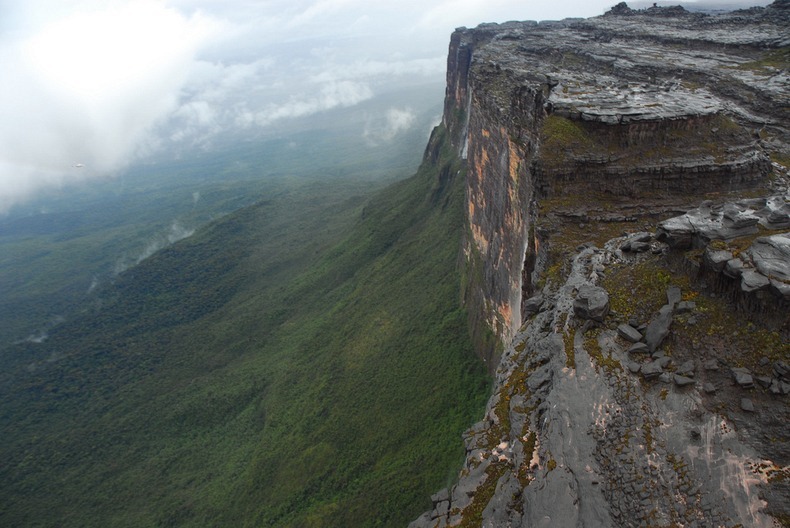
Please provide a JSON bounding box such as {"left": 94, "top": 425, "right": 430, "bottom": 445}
{"left": 447, "top": 2, "right": 788, "bottom": 358}
{"left": 414, "top": 3, "right": 789, "bottom": 527}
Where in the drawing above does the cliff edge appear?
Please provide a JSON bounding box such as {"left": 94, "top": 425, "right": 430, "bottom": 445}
{"left": 414, "top": 1, "right": 789, "bottom": 526}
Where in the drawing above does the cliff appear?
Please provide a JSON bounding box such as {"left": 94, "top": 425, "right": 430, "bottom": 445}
{"left": 414, "top": 1, "right": 789, "bottom": 526}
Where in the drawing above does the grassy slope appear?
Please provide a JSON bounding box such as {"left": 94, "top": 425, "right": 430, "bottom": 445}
{"left": 0, "top": 126, "right": 488, "bottom": 527}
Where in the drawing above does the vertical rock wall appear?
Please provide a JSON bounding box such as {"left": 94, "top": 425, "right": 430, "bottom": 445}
{"left": 445, "top": 29, "right": 548, "bottom": 366}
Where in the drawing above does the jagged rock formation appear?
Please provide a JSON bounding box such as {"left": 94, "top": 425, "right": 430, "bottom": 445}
{"left": 414, "top": 2, "right": 789, "bottom": 526}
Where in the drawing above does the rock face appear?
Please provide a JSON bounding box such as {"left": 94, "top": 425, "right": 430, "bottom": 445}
{"left": 413, "top": 2, "right": 790, "bottom": 526}
{"left": 451, "top": 0, "right": 789, "bottom": 367}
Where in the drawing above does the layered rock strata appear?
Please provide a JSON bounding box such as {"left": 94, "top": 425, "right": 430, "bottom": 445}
{"left": 449, "top": 0, "right": 788, "bottom": 362}
{"left": 415, "top": 1, "right": 789, "bottom": 525}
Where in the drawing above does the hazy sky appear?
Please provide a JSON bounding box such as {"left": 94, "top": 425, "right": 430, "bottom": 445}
{"left": 0, "top": 0, "right": 764, "bottom": 212}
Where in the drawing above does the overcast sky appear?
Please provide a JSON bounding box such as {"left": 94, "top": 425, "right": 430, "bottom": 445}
{"left": 0, "top": 0, "right": 770, "bottom": 212}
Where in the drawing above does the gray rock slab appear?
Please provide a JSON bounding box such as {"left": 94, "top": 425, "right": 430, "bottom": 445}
{"left": 676, "top": 360, "right": 695, "bottom": 377}
{"left": 747, "top": 233, "right": 790, "bottom": 281}
{"left": 741, "top": 398, "right": 755, "bottom": 412}
{"left": 731, "top": 367, "right": 754, "bottom": 388}
{"left": 527, "top": 366, "right": 553, "bottom": 391}
{"left": 770, "top": 278, "right": 790, "bottom": 301}
{"left": 774, "top": 361, "right": 790, "bottom": 380}
{"left": 573, "top": 285, "right": 610, "bottom": 322}
{"left": 617, "top": 324, "right": 643, "bottom": 343}
{"left": 703, "top": 358, "right": 720, "bottom": 371}
{"left": 741, "top": 269, "right": 770, "bottom": 293}
{"left": 645, "top": 305, "right": 673, "bottom": 353}
{"left": 431, "top": 488, "right": 450, "bottom": 504}
{"left": 627, "top": 342, "right": 649, "bottom": 355}
{"left": 674, "top": 374, "right": 696, "bottom": 387}
{"left": 723, "top": 257, "right": 745, "bottom": 278}
{"left": 641, "top": 361, "right": 664, "bottom": 379}
{"left": 704, "top": 248, "right": 733, "bottom": 272}
{"left": 704, "top": 383, "right": 717, "bottom": 394}
{"left": 666, "top": 286, "right": 682, "bottom": 307}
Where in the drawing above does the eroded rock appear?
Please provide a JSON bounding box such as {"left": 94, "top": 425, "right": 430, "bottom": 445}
{"left": 573, "top": 285, "right": 610, "bottom": 322}
{"left": 645, "top": 305, "right": 673, "bottom": 353}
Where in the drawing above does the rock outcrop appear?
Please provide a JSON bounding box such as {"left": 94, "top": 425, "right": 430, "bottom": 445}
{"left": 451, "top": 0, "right": 788, "bottom": 369}
{"left": 414, "top": 2, "right": 789, "bottom": 526}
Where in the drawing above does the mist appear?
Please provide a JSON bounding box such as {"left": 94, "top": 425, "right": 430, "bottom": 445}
{"left": 2, "top": 0, "right": 758, "bottom": 213}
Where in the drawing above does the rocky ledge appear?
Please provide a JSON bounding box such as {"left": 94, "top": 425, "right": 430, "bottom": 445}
{"left": 412, "top": 207, "right": 789, "bottom": 527}
{"left": 657, "top": 190, "right": 790, "bottom": 306}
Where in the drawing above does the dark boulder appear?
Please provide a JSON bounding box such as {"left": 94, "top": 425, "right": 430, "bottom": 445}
{"left": 573, "top": 285, "right": 610, "bottom": 322}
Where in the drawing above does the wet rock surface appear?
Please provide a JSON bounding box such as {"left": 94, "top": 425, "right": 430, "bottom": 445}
{"left": 413, "top": 233, "right": 788, "bottom": 527}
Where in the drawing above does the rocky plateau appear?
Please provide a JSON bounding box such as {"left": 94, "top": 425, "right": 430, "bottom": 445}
{"left": 412, "top": 1, "right": 789, "bottom": 526}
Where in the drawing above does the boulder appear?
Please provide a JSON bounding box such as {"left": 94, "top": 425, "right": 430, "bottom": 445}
{"left": 722, "top": 205, "right": 759, "bottom": 229}
{"left": 703, "top": 248, "right": 733, "bottom": 272}
{"left": 740, "top": 398, "right": 756, "bottom": 412}
{"left": 674, "top": 375, "right": 695, "bottom": 387}
{"left": 723, "top": 258, "right": 745, "bottom": 278}
{"left": 617, "top": 324, "right": 643, "bottom": 343}
{"left": 523, "top": 294, "right": 545, "bottom": 316}
{"left": 731, "top": 367, "right": 754, "bottom": 388}
{"left": 676, "top": 360, "right": 695, "bottom": 377}
{"left": 740, "top": 269, "right": 770, "bottom": 293}
{"left": 431, "top": 489, "right": 450, "bottom": 504}
{"left": 749, "top": 233, "right": 790, "bottom": 282}
{"left": 626, "top": 361, "right": 642, "bottom": 373}
{"left": 573, "top": 285, "right": 610, "bottom": 322}
{"left": 675, "top": 301, "right": 696, "bottom": 314}
{"left": 703, "top": 358, "right": 719, "bottom": 371}
{"left": 774, "top": 361, "right": 790, "bottom": 381}
{"left": 641, "top": 361, "right": 664, "bottom": 379}
{"left": 703, "top": 383, "right": 717, "bottom": 394}
{"left": 666, "top": 286, "right": 682, "bottom": 307}
{"left": 645, "top": 305, "right": 673, "bottom": 353}
{"left": 656, "top": 356, "right": 672, "bottom": 369}
{"left": 627, "top": 342, "right": 650, "bottom": 355}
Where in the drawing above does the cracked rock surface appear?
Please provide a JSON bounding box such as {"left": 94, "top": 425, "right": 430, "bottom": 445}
{"left": 412, "top": 231, "right": 787, "bottom": 528}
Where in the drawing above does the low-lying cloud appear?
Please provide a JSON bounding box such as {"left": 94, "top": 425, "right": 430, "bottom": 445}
{"left": 238, "top": 80, "right": 374, "bottom": 128}
{"left": 364, "top": 107, "right": 417, "bottom": 145}
{"left": 0, "top": 1, "right": 218, "bottom": 212}
{"left": 1, "top": 0, "right": 655, "bottom": 213}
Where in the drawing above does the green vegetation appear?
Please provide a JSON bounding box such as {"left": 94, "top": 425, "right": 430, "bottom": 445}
{"left": 540, "top": 115, "right": 594, "bottom": 169}
{"left": 564, "top": 325, "right": 576, "bottom": 369}
{"left": 0, "top": 125, "right": 489, "bottom": 527}
{"left": 731, "top": 46, "right": 789, "bottom": 73}
{"left": 603, "top": 259, "right": 677, "bottom": 323}
{"left": 539, "top": 112, "right": 751, "bottom": 172}
{"left": 584, "top": 329, "right": 621, "bottom": 375}
{"left": 602, "top": 255, "right": 788, "bottom": 372}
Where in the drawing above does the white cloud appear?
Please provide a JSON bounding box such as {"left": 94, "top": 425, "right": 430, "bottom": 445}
{"left": 0, "top": 0, "right": 221, "bottom": 211}
{"left": 240, "top": 80, "right": 374, "bottom": 127}
{"left": 364, "top": 107, "right": 417, "bottom": 145}
{"left": 1, "top": 0, "right": 654, "bottom": 212}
